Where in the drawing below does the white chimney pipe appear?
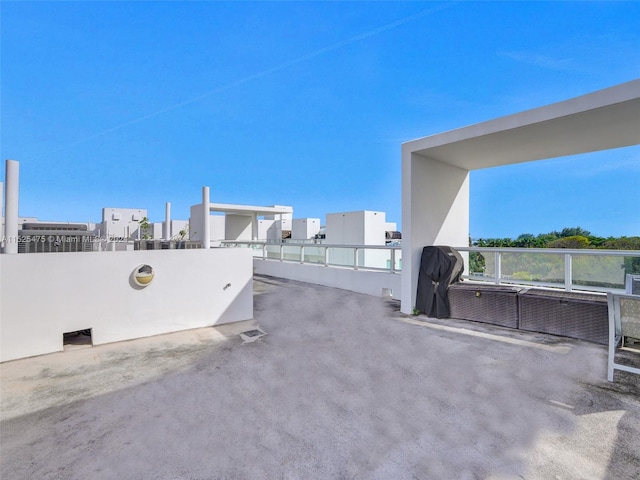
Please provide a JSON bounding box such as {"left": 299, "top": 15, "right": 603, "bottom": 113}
{"left": 164, "top": 202, "right": 171, "bottom": 240}
{"left": 4, "top": 160, "right": 20, "bottom": 254}
{"left": 202, "top": 187, "right": 210, "bottom": 249}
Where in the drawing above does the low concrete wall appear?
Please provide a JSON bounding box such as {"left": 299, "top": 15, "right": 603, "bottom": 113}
{"left": 0, "top": 248, "right": 253, "bottom": 362}
{"left": 253, "top": 259, "right": 402, "bottom": 299}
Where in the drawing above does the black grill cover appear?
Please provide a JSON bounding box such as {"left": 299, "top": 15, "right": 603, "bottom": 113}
{"left": 416, "top": 246, "right": 464, "bottom": 318}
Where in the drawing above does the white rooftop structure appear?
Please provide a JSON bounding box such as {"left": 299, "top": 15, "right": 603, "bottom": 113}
{"left": 208, "top": 203, "right": 293, "bottom": 216}
{"left": 401, "top": 79, "right": 640, "bottom": 314}
{"left": 196, "top": 187, "right": 293, "bottom": 245}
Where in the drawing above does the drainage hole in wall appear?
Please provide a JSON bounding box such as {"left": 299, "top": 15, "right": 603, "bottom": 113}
{"left": 63, "top": 329, "right": 93, "bottom": 350}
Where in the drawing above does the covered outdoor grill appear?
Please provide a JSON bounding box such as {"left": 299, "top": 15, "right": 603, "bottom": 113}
{"left": 415, "top": 246, "right": 464, "bottom": 318}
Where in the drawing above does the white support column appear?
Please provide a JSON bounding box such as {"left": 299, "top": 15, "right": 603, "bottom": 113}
{"left": 401, "top": 150, "right": 470, "bottom": 314}
{"left": 4, "top": 160, "right": 20, "bottom": 254}
{"left": 164, "top": 202, "right": 171, "bottom": 240}
{"left": 252, "top": 213, "right": 258, "bottom": 241}
{"left": 202, "top": 187, "right": 210, "bottom": 249}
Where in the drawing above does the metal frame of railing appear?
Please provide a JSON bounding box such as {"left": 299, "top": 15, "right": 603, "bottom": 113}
{"left": 456, "top": 246, "right": 640, "bottom": 293}
{"left": 220, "top": 241, "right": 402, "bottom": 274}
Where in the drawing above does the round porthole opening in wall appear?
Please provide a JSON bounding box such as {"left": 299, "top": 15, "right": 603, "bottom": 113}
{"left": 133, "top": 264, "right": 154, "bottom": 287}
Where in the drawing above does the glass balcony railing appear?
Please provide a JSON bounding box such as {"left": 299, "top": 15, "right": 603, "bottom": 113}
{"left": 459, "top": 247, "right": 639, "bottom": 293}
{"left": 220, "top": 241, "right": 402, "bottom": 274}
{"left": 220, "top": 242, "right": 638, "bottom": 293}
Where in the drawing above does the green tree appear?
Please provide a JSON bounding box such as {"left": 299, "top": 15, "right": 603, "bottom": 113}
{"left": 514, "top": 233, "right": 536, "bottom": 248}
{"left": 603, "top": 236, "right": 640, "bottom": 250}
{"left": 545, "top": 235, "right": 591, "bottom": 249}
{"left": 560, "top": 227, "right": 591, "bottom": 238}
{"left": 138, "top": 216, "right": 153, "bottom": 240}
{"left": 537, "top": 233, "right": 559, "bottom": 247}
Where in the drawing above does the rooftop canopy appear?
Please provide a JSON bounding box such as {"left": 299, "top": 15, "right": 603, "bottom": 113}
{"left": 405, "top": 79, "right": 640, "bottom": 170}
{"left": 208, "top": 203, "right": 293, "bottom": 216}
{"left": 401, "top": 79, "right": 640, "bottom": 315}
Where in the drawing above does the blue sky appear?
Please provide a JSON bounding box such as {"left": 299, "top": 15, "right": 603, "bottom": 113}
{"left": 2, "top": 1, "right": 639, "bottom": 239}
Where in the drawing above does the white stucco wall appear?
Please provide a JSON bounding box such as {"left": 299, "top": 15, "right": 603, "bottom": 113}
{"left": 258, "top": 219, "right": 275, "bottom": 240}
{"left": 171, "top": 219, "right": 190, "bottom": 239}
{"left": 263, "top": 209, "right": 293, "bottom": 223}
{"left": 401, "top": 153, "right": 470, "bottom": 314}
{"left": 253, "top": 259, "right": 402, "bottom": 299}
{"left": 292, "top": 218, "right": 321, "bottom": 240}
{"left": 326, "top": 211, "right": 387, "bottom": 245}
{"left": 326, "top": 211, "right": 389, "bottom": 268}
{"left": 102, "top": 207, "right": 147, "bottom": 239}
{"left": 210, "top": 215, "right": 226, "bottom": 241}
{"left": 0, "top": 248, "right": 253, "bottom": 362}
{"left": 225, "top": 214, "right": 252, "bottom": 241}
{"left": 152, "top": 222, "right": 163, "bottom": 239}
{"left": 189, "top": 206, "right": 225, "bottom": 243}
{"left": 278, "top": 216, "right": 292, "bottom": 234}
{"left": 260, "top": 215, "right": 293, "bottom": 241}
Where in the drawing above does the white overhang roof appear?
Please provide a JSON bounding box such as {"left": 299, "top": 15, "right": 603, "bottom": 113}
{"left": 403, "top": 79, "right": 640, "bottom": 170}
{"left": 209, "top": 203, "right": 293, "bottom": 215}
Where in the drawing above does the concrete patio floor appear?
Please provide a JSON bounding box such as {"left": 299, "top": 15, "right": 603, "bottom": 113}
{"left": 1, "top": 275, "right": 639, "bottom": 479}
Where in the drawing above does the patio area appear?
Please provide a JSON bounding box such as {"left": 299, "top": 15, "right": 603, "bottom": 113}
{"left": 1, "top": 275, "right": 639, "bottom": 479}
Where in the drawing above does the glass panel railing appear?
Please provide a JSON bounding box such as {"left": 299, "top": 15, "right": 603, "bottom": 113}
{"left": 265, "top": 244, "right": 280, "bottom": 260}
{"left": 394, "top": 249, "right": 402, "bottom": 271}
{"left": 222, "top": 242, "right": 401, "bottom": 272}
{"left": 303, "top": 246, "right": 326, "bottom": 265}
{"left": 498, "top": 251, "right": 565, "bottom": 286}
{"left": 357, "top": 248, "right": 392, "bottom": 270}
{"left": 221, "top": 243, "right": 638, "bottom": 289}
{"left": 461, "top": 247, "right": 640, "bottom": 292}
{"left": 326, "top": 247, "right": 355, "bottom": 267}
{"left": 282, "top": 245, "right": 301, "bottom": 262}
{"left": 467, "top": 251, "right": 496, "bottom": 281}
{"left": 572, "top": 254, "right": 627, "bottom": 290}
{"left": 467, "top": 251, "right": 481, "bottom": 278}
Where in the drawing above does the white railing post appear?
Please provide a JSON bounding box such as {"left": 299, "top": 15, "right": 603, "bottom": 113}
{"left": 494, "top": 251, "right": 501, "bottom": 285}
{"left": 262, "top": 243, "right": 266, "bottom": 260}
{"left": 391, "top": 248, "right": 396, "bottom": 273}
{"left": 324, "top": 247, "right": 329, "bottom": 267}
{"left": 564, "top": 253, "right": 573, "bottom": 291}
{"left": 279, "top": 244, "right": 284, "bottom": 262}
{"left": 300, "top": 245, "right": 304, "bottom": 264}
{"left": 354, "top": 247, "right": 359, "bottom": 270}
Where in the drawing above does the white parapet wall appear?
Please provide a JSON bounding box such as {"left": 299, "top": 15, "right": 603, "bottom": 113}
{"left": 0, "top": 248, "right": 253, "bottom": 362}
{"left": 253, "top": 258, "right": 402, "bottom": 300}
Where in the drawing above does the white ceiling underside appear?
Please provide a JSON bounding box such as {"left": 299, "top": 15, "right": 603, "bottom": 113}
{"left": 405, "top": 79, "right": 640, "bottom": 171}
